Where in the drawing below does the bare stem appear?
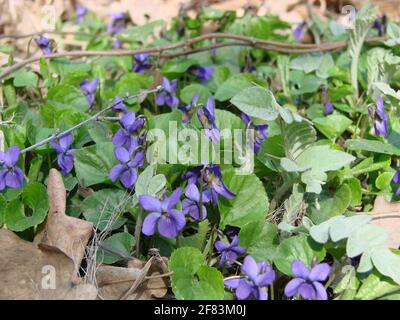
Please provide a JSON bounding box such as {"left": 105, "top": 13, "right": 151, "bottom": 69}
{"left": 135, "top": 208, "right": 144, "bottom": 258}
{"left": 20, "top": 86, "right": 162, "bottom": 154}
{"left": 0, "top": 30, "right": 98, "bottom": 40}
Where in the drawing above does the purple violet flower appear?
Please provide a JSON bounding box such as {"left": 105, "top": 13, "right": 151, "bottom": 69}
{"left": 197, "top": 97, "right": 220, "bottom": 144}
{"left": 182, "top": 183, "right": 211, "bottom": 220}
{"left": 179, "top": 94, "right": 199, "bottom": 125}
{"left": 80, "top": 78, "right": 99, "bottom": 111}
{"left": 50, "top": 133, "right": 76, "bottom": 175}
{"left": 320, "top": 85, "right": 334, "bottom": 115}
{"left": 35, "top": 35, "right": 53, "bottom": 55}
{"left": 369, "top": 97, "right": 389, "bottom": 138}
{"left": 284, "top": 259, "right": 331, "bottom": 300}
{"left": 140, "top": 188, "right": 186, "bottom": 238}
{"left": 133, "top": 53, "right": 152, "bottom": 74}
{"left": 156, "top": 77, "right": 179, "bottom": 109}
{"left": 242, "top": 54, "right": 257, "bottom": 73}
{"left": 112, "top": 40, "right": 123, "bottom": 49}
{"left": 0, "top": 146, "right": 24, "bottom": 190}
{"left": 75, "top": 4, "right": 88, "bottom": 24}
{"left": 188, "top": 66, "right": 214, "bottom": 81}
{"left": 182, "top": 165, "right": 235, "bottom": 204}
{"left": 293, "top": 21, "right": 307, "bottom": 42}
{"left": 324, "top": 101, "right": 334, "bottom": 116}
{"left": 224, "top": 225, "right": 241, "bottom": 239}
{"left": 393, "top": 169, "right": 400, "bottom": 196}
{"left": 215, "top": 235, "right": 246, "bottom": 268}
{"left": 112, "top": 111, "right": 145, "bottom": 151}
{"left": 373, "top": 15, "right": 387, "bottom": 37}
{"left": 225, "top": 256, "right": 276, "bottom": 300}
{"left": 203, "top": 164, "right": 236, "bottom": 203}
{"left": 108, "top": 12, "right": 128, "bottom": 48}
{"left": 109, "top": 147, "right": 144, "bottom": 188}
{"left": 241, "top": 113, "right": 268, "bottom": 154}
{"left": 112, "top": 96, "right": 127, "bottom": 113}
{"left": 108, "top": 12, "right": 128, "bottom": 35}
{"left": 181, "top": 166, "right": 202, "bottom": 184}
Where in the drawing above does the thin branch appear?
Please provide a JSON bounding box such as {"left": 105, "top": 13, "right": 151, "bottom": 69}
{"left": 19, "top": 86, "right": 162, "bottom": 154}
{"left": 0, "top": 33, "right": 385, "bottom": 80}
{"left": 96, "top": 116, "right": 121, "bottom": 121}
{"left": 0, "top": 30, "right": 97, "bottom": 40}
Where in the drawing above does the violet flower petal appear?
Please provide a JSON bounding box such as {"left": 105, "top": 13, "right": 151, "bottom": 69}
{"left": 309, "top": 263, "right": 331, "bottom": 282}
{"left": 142, "top": 212, "right": 161, "bottom": 236}
{"left": 185, "top": 183, "right": 200, "bottom": 202}
{"left": 109, "top": 164, "right": 127, "bottom": 182}
{"left": 139, "top": 195, "right": 163, "bottom": 212}
{"left": 114, "top": 147, "right": 131, "bottom": 163}
{"left": 313, "top": 281, "right": 328, "bottom": 300}
{"left": 241, "top": 256, "right": 259, "bottom": 280}
{"left": 298, "top": 282, "right": 316, "bottom": 300}
{"left": 291, "top": 260, "right": 310, "bottom": 279}
{"left": 235, "top": 280, "right": 253, "bottom": 300}
{"left": 284, "top": 278, "right": 305, "bottom": 297}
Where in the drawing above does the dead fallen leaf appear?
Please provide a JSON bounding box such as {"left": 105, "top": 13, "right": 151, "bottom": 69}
{"left": 64, "top": 283, "right": 98, "bottom": 300}
{"left": 352, "top": 0, "right": 400, "bottom": 20}
{"left": 0, "top": 228, "right": 97, "bottom": 299}
{"left": 36, "top": 169, "right": 93, "bottom": 284}
{"left": 371, "top": 196, "right": 400, "bottom": 249}
{"left": 122, "top": 0, "right": 189, "bottom": 26}
{"left": 96, "top": 256, "right": 168, "bottom": 300}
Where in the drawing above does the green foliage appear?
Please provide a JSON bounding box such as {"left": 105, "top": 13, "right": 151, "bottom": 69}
{"left": 0, "top": 183, "right": 48, "bottom": 231}
{"left": 239, "top": 222, "right": 279, "bottom": 261}
{"left": 348, "top": 3, "right": 378, "bottom": 96}
{"left": 81, "top": 189, "right": 129, "bottom": 231}
{"left": 310, "top": 215, "right": 400, "bottom": 285}
{"left": 230, "top": 86, "right": 281, "bottom": 121}
{"left": 169, "top": 247, "right": 224, "bottom": 300}
{"left": 97, "top": 232, "right": 135, "bottom": 264}
{"left": 218, "top": 169, "right": 269, "bottom": 228}
{"left": 3, "top": 1, "right": 400, "bottom": 301}
{"left": 74, "top": 142, "right": 117, "bottom": 187}
{"left": 274, "top": 235, "right": 326, "bottom": 275}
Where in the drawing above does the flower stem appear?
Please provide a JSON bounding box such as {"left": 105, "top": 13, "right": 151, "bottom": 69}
{"left": 134, "top": 208, "right": 144, "bottom": 258}
{"left": 199, "top": 170, "right": 204, "bottom": 220}
{"left": 270, "top": 284, "right": 275, "bottom": 300}
{"left": 324, "top": 268, "right": 337, "bottom": 289}
{"left": 20, "top": 86, "right": 162, "bottom": 154}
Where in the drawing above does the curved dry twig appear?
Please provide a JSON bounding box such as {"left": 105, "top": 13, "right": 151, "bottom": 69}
{"left": 0, "top": 33, "right": 385, "bottom": 80}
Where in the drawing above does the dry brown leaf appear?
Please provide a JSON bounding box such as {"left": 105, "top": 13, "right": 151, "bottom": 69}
{"left": 36, "top": 169, "right": 93, "bottom": 284}
{"left": 64, "top": 283, "right": 98, "bottom": 300}
{"left": 96, "top": 256, "right": 168, "bottom": 300}
{"left": 352, "top": 0, "right": 400, "bottom": 20}
{"left": 371, "top": 196, "right": 400, "bottom": 249}
{"left": 0, "top": 228, "right": 97, "bottom": 300}
{"left": 122, "top": 0, "right": 189, "bottom": 26}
